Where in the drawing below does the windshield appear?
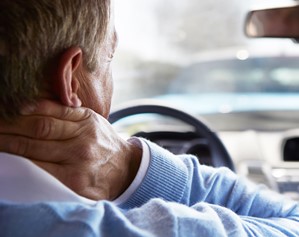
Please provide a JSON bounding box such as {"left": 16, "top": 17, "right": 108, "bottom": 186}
{"left": 169, "top": 57, "right": 299, "bottom": 94}
{"left": 112, "top": 0, "right": 299, "bottom": 119}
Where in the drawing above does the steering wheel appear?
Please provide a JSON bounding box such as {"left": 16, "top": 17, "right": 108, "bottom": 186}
{"left": 109, "top": 102, "right": 235, "bottom": 171}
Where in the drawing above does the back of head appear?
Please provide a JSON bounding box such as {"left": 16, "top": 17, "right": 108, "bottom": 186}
{"left": 0, "top": 0, "right": 110, "bottom": 120}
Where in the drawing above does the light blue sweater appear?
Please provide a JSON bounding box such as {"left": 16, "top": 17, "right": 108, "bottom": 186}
{"left": 1, "top": 139, "right": 298, "bottom": 236}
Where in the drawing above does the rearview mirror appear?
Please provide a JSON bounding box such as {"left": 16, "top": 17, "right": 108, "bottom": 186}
{"left": 245, "top": 4, "right": 299, "bottom": 40}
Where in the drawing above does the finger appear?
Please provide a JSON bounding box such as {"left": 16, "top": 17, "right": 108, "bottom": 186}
{"left": 21, "top": 100, "right": 92, "bottom": 122}
{"left": 0, "top": 134, "right": 72, "bottom": 162}
{"left": 0, "top": 116, "right": 82, "bottom": 140}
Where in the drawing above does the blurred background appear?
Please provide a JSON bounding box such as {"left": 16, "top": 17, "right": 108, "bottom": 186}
{"left": 112, "top": 0, "right": 298, "bottom": 107}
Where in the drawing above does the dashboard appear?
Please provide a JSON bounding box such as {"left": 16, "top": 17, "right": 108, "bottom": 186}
{"left": 220, "top": 129, "right": 299, "bottom": 200}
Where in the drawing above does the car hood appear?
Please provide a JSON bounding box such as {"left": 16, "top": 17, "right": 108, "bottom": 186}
{"left": 156, "top": 93, "right": 299, "bottom": 115}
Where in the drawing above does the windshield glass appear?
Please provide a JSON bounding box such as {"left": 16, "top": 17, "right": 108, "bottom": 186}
{"left": 169, "top": 57, "right": 299, "bottom": 94}
{"left": 112, "top": 0, "right": 299, "bottom": 122}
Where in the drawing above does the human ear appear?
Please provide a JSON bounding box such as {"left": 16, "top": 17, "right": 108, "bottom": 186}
{"left": 54, "top": 47, "right": 83, "bottom": 107}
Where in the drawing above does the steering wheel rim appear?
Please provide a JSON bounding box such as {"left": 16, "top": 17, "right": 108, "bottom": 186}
{"left": 109, "top": 102, "right": 235, "bottom": 171}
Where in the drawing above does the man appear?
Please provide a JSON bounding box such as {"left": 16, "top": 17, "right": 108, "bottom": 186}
{"left": 0, "top": 0, "right": 142, "bottom": 201}
{"left": 0, "top": 0, "right": 298, "bottom": 236}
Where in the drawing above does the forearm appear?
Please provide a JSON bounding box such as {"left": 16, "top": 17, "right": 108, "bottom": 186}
{"left": 123, "top": 139, "right": 299, "bottom": 224}
{"left": 180, "top": 156, "right": 299, "bottom": 220}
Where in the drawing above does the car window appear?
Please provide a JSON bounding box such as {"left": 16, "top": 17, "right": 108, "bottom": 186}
{"left": 112, "top": 0, "right": 299, "bottom": 109}
{"left": 112, "top": 0, "right": 299, "bottom": 132}
{"left": 169, "top": 57, "right": 299, "bottom": 94}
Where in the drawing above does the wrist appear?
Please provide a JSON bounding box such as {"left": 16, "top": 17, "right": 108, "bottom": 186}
{"left": 110, "top": 139, "right": 142, "bottom": 200}
{"left": 127, "top": 140, "right": 142, "bottom": 189}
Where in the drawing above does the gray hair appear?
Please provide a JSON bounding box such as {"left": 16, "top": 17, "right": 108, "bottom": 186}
{"left": 0, "top": 0, "right": 110, "bottom": 120}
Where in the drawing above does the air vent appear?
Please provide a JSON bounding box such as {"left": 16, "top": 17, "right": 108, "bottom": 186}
{"left": 283, "top": 138, "right": 299, "bottom": 162}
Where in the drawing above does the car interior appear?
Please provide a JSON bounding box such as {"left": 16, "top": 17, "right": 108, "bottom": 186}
{"left": 111, "top": 1, "right": 299, "bottom": 201}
